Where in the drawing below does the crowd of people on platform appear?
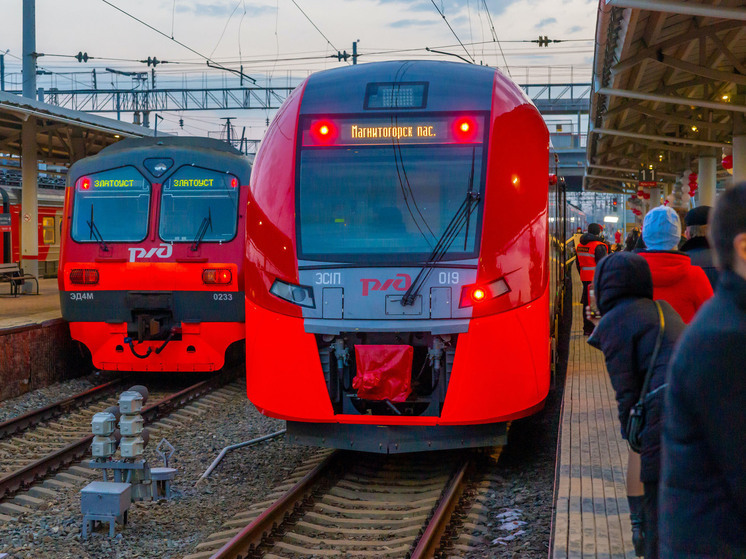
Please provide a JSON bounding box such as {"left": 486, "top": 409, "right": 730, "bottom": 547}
{"left": 575, "top": 182, "right": 746, "bottom": 558}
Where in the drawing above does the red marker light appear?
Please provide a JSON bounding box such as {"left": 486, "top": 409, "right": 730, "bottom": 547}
{"left": 203, "top": 268, "right": 232, "bottom": 285}
{"left": 80, "top": 177, "right": 91, "bottom": 190}
{"left": 471, "top": 288, "right": 486, "bottom": 302}
{"left": 310, "top": 120, "right": 337, "bottom": 144}
{"left": 230, "top": 177, "right": 238, "bottom": 188}
{"left": 70, "top": 268, "right": 99, "bottom": 284}
{"left": 453, "top": 117, "right": 477, "bottom": 142}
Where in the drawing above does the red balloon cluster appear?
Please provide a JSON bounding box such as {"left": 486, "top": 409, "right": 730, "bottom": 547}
{"left": 722, "top": 154, "right": 733, "bottom": 170}
{"left": 632, "top": 208, "right": 642, "bottom": 216}
{"left": 688, "top": 172, "right": 698, "bottom": 197}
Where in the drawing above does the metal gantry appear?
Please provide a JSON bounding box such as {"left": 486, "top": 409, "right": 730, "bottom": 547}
{"left": 8, "top": 82, "right": 590, "bottom": 116}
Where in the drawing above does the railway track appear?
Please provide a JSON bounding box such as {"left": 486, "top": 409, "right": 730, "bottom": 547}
{"left": 186, "top": 449, "right": 478, "bottom": 559}
{"left": 0, "top": 370, "right": 238, "bottom": 522}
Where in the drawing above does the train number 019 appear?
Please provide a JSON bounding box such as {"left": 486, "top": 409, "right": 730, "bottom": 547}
{"left": 438, "top": 271, "right": 460, "bottom": 285}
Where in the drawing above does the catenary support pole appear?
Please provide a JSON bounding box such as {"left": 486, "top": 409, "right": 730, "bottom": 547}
{"left": 21, "top": 0, "right": 38, "bottom": 290}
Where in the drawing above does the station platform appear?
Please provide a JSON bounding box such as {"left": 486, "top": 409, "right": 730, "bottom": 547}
{"left": 551, "top": 272, "right": 636, "bottom": 558}
{"left": 0, "top": 277, "right": 61, "bottom": 331}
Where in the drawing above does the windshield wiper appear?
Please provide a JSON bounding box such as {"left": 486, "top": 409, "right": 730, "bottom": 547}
{"left": 190, "top": 207, "right": 213, "bottom": 251}
{"left": 86, "top": 205, "right": 109, "bottom": 252}
{"left": 401, "top": 149, "right": 479, "bottom": 307}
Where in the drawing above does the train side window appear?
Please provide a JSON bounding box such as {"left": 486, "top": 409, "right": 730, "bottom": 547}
{"left": 42, "top": 216, "right": 55, "bottom": 244}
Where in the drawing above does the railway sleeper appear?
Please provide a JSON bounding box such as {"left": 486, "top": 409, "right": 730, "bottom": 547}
{"left": 294, "top": 520, "right": 421, "bottom": 537}
{"left": 314, "top": 501, "right": 433, "bottom": 517}
{"left": 305, "top": 510, "right": 429, "bottom": 527}
{"left": 322, "top": 492, "right": 438, "bottom": 509}
{"left": 336, "top": 478, "right": 448, "bottom": 493}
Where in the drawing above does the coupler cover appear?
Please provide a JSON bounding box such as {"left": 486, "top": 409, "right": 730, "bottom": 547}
{"left": 352, "top": 345, "right": 413, "bottom": 402}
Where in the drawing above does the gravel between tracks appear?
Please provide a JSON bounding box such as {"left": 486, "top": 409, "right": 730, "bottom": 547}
{"left": 0, "top": 380, "right": 316, "bottom": 559}
{"left": 0, "top": 374, "right": 103, "bottom": 424}
{"left": 463, "top": 379, "right": 564, "bottom": 559}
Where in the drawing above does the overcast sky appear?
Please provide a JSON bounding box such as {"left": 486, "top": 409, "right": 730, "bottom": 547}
{"left": 2, "top": 0, "right": 598, "bottom": 141}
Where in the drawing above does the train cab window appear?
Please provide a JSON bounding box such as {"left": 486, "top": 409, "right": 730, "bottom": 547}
{"left": 42, "top": 217, "right": 55, "bottom": 244}
{"left": 297, "top": 116, "right": 486, "bottom": 263}
{"left": 71, "top": 167, "right": 150, "bottom": 243}
{"left": 159, "top": 166, "right": 239, "bottom": 243}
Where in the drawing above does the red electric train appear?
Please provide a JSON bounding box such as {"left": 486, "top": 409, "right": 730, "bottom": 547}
{"left": 245, "top": 60, "right": 570, "bottom": 453}
{"left": 59, "top": 137, "right": 251, "bottom": 372}
{"left": 0, "top": 186, "right": 64, "bottom": 278}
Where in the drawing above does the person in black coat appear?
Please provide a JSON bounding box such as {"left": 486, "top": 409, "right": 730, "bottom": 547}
{"left": 660, "top": 184, "right": 746, "bottom": 557}
{"left": 587, "top": 252, "right": 686, "bottom": 558}
{"left": 680, "top": 205, "right": 718, "bottom": 288}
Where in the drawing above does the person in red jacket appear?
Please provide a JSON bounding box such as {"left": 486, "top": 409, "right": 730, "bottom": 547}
{"left": 637, "top": 206, "right": 713, "bottom": 323}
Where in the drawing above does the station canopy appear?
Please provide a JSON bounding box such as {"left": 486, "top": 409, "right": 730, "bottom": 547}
{"left": 586, "top": 0, "right": 746, "bottom": 193}
{"left": 0, "top": 91, "right": 155, "bottom": 167}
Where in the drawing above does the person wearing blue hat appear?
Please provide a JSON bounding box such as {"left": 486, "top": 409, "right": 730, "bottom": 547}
{"left": 680, "top": 205, "right": 718, "bottom": 287}
{"left": 636, "top": 206, "right": 713, "bottom": 323}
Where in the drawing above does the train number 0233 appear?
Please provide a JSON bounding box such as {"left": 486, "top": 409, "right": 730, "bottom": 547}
{"left": 213, "top": 293, "right": 233, "bottom": 301}
{"left": 438, "top": 271, "right": 460, "bottom": 285}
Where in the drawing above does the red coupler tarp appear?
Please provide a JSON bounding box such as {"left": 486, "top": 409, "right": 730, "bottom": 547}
{"left": 352, "top": 345, "right": 413, "bottom": 402}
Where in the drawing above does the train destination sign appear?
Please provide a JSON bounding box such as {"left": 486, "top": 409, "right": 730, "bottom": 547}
{"left": 303, "top": 115, "right": 483, "bottom": 146}
{"left": 164, "top": 168, "right": 239, "bottom": 190}
{"left": 77, "top": 168, "right": 149, "bottom": 191}
{"left": 171, "top": 178, "right": 216, "bottom": 188}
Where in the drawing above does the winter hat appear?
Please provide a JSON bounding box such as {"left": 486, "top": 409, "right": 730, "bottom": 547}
{"left": 642, "top": 206, "right": 681, "bottom": 250}
{"left": 684, "top": 205, "right": 711, "bottom": 227}
{"left": 588, "top": 223, "right": 602, "bottom": 236}
{"left": 594, "top": 252, "right": 653, "bottom": 314}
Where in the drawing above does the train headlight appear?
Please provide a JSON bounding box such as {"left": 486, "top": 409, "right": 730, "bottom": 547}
{"left": 203, "top": 268, "right": 232, "bottom": 285}
{"left": 270, "top": 278, "right": 316, "bottom": 308}
{"left": 70, "top": 268, "right": 99, "bottom": 284}
{"left": 459, "top": 277, "right": 510, "bottom": 307}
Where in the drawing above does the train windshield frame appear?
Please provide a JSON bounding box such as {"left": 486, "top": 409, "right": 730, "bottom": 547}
{"left": 71, "top": 166, "right": 151, "bottom": 243}
{"left": 158, "top": 165, "right": 240, "bottom": 244}
{"left": 296, "top": 113, "right": 488, "bottom": 264}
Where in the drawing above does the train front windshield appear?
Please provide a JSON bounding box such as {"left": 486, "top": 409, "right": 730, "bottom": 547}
{"left": 159, "top": 167, "right": 240, "bottom": 243}
{"left": 298, "top": 115, "right": 486, "bottom": 263}
{"left": 71, "top": 167, "right": 150, "bottom": 243}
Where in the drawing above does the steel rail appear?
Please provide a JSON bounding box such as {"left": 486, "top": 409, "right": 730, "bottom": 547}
{"left": 0, "top": 378, "right": 124, "bottom": 440}
{"left": 0, "top": 370, "right": 236, "bottom": 501}
{"left": 210, "top": 451, "right": 340, "bottom": 559}
{"left": 410, "top": 459, "right": 470, "bottom": 559}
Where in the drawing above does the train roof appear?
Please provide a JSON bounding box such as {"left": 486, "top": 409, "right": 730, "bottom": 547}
{"left": 67, "top": 135, "right": 251, "bottom": 186}
{"left": 99, "top": 136, "right": 242, "bottom": 155}
{"left": 299, "top": 60, "right": 525, "bottom": 114}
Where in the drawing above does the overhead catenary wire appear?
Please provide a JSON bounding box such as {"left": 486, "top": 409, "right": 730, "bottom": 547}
{"left": 98, "top": 0, "right": 257, "bottom": 83}
{"left": 288, "top": 0, "right": 343, "bottom": 58}
{"left": 481, "top": 0, "right": 511, "bottom": 77}
{"left": 209, "top": 0, "right": 243, "bottom": 59}
{"left": 430, "top": 0, "right": 475, "bottom": 63}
